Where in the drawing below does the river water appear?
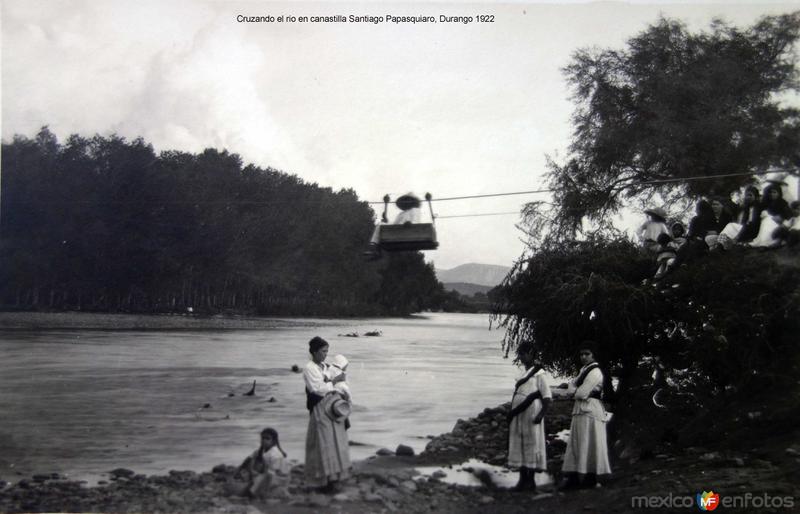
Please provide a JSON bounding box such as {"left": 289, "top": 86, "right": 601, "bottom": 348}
{"left": 0, "top": 313, "right": 523, "bottom": 483}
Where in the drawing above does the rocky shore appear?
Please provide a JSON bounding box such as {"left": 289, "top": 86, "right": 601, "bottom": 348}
{"left": 1, "top": 390, "right": 798, "bottom": 513}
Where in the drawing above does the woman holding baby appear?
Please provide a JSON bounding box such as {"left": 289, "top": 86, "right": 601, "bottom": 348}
{"left": 302, "top": 336, "right": 352, "bottom": 493}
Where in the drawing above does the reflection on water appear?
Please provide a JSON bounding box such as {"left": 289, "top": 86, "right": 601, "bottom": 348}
{"left": 415, "top": 458, "right": 553, "bottom": 488}
{"left": 0, "top": 313, "right": 520, "bottom": 483}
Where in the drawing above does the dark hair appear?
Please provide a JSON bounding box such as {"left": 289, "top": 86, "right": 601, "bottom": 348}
{"left": 671, "top": 222, "right": 685, "bottom": 237}
{"left": 261, "top": 427, "right": 287, "bottom": 457}
{"left": 308, "top": 336, "right": 329, "bottom": 353}
{"left": 763, "top": 183, "right": 783, "bottom": 201}
{"left": 744, "top": 186, "right": 760, "bottom": 201}
{"left": 790, "top": 200, "right": 800, "bottom": 210}
{"left": 578, "top": 340, "right": 597, "bottom": 355}
{"left": 696, "top": 199, "right": 713, "bottom": 217}
{"left": 656, "top": 233, "right": 672, "bottom": 246}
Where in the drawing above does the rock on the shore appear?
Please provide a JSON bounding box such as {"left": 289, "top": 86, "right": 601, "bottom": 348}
{"left": 396, "top": 444, "right": 415, "bottom": 457}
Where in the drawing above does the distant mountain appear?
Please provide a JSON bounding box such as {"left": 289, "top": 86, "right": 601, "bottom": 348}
{"left": 442, "top": 282, "right": 492, "bottom": 296}
{"left": 436, "top": 263, "right": 511, "bottom": 287}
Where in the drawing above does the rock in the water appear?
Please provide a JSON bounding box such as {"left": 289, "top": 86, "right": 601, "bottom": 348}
{"left": 291, "top": 364, "right": 301, "bottom": 373}
{"left": 109, "top": 468, "right": 136, "bottom": 479}
{"left": 480, "top": 495, "right": 494, "bottom": 504}
{"left": 396, "top": 444, "right": 415, "bottom": 457}
{"left": 376, "top": 448, "right": 394, "bottom": 456}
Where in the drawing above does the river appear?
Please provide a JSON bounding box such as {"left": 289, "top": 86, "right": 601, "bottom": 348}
{"left": 0, "top": 313, "right": 524, "bottom": 483}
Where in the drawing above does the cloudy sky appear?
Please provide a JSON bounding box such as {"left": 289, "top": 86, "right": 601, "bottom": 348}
{"left": 3, "top": 0, "right": 798, "bottom": 269}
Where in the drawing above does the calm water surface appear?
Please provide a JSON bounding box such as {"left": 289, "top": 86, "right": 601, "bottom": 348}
{"left": 0, "top": 313, "right": 521, "bottom": 482}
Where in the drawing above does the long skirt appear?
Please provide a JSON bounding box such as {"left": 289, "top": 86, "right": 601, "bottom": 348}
{"left": 305, "top": 395, "right": 351, "bottom": 487}
{"left": 507, "top": 402, "right": 547, "bottom": 470}
{"left": 561, "top": 414, "right": 611, "bottom": 475}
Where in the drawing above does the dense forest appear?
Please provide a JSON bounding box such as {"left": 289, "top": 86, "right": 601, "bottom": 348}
{"left": 0, "top": 128, "right": 471, "bottom": 316}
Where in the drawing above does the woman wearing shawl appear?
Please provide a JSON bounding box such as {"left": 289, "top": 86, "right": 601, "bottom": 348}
{"left": 561, "top": 343, "right": 611, "bottom": 490}
{"left": 507, "top": 349, "right": 552, "bottom": 492}
{"left": 719, "top": 186, "right": 761, "bottom": 248}
{"left": 750, "top": 183, "right": 793, "bottom": 248}
{"left": 303, "top": 336, "right": 351, "bottom": 493}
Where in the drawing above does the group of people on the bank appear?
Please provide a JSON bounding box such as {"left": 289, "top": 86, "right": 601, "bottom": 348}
{"left": 233, "top": 336, "right": 611, "bottom": 499}
{"left": 638, "top": 178, "right": 800, "bottom": 280}
{"left": 507, "top": 343, "right": 611, "bottom": 492}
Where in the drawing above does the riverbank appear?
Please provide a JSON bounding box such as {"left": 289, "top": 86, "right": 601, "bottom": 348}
{"left": 0, "top": 311, "right": 360, "bottom": 330}
{"left": 3, "top": 391, "right": 797, "bottom": 513}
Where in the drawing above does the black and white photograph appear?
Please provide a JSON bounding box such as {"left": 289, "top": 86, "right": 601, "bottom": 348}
{"left": 1, "top": 0, "right": 799, "bottom": 512}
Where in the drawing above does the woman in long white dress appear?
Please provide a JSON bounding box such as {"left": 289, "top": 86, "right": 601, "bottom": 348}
{"left": 561, "top": 345, "right": 611, "bottom": 489}
{"left": 507, "top": 351, "right": 552, "bottom": 492}
{"left": 303, "top": 336, "right": 351, "bottom": 493}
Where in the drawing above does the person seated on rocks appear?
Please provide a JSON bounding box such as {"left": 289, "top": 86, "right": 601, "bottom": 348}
{"left": 718, "top": 186, "right": 761, "bottom": 250}
{"left": 750, "top": 183, "right": 794, "bottom": 248}
{"left": 637, "top": 207, "right": 670, "bottom": 253}
{"left": 670, "top": 222, "right": 687, "bottom": 249}
{"left": 233, "top": 427, "right": 291, "bottom": 499}
{"left": 674, "top": 199, "right": 714, "bottom": 267}
{"left": 772, "top": 200, "right": 800, "bottom": 248}
{"left": 705, "top": 196, "right": 733, "bottom": 250}
{"left": 653, "top": 233, "right": 678, "bottom": 280}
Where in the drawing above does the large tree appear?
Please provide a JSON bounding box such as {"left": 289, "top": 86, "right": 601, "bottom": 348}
{"left": 530, "top": 13, "right": 800, "bottom": 240}
{"left": 495, "top": 13, "right": 800, "bottom": 419}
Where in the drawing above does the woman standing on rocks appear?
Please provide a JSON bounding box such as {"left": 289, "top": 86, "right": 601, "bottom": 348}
{"left": 507, "top": 349, "right": 552, "bottom": 492}
{"left": 303, "top": 336, "right": 351, "bottom": 493}
{"left": 560, "top": 343, "right": 611, "bottom": 490}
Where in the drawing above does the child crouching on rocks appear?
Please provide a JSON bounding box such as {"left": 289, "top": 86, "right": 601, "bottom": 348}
{"left": 230, "top": 428, "right": 291, "bottom": 499}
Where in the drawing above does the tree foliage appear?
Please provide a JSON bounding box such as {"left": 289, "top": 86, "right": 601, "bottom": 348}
{"left": 493, "top": 234, "right": 800, "bottom": 397}
{"left": 530, "top": 13, "right": 800, "bottom": 240}
{"left": 0, "top": 128, "right": 449, "bottom": 316}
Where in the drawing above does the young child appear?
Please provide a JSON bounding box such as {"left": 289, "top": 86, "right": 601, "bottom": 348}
{"left": 235, "top": 427, "right": 291, "bottom": 499}
{"left": 329, "top": 354, "right": 352, "bottom": 401}
{"left": 328, "top": 354, "right": 352, "bottom": 429}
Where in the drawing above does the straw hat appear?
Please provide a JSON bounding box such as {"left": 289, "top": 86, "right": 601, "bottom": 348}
{"left": 764, "top": 171, "right": 788, "bottom": 186}
{"left": 395, "top": 193, "right": 421, "bottom": 211}
{"left": 325, "top": 395, "right": 352, "bottom": 421}
{"left": 644, "top": 207, "right": 668, "bottom": 222}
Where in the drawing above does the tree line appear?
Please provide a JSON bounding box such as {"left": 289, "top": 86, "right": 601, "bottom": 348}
{"left": 0, "top": 128, "right": 469, "bottom": 316}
